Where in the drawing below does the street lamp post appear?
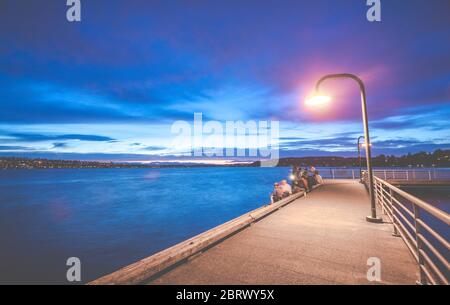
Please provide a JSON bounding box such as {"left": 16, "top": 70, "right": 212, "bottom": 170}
{"left": 309, "top": 73, "right": 382, "bottom": 223}
{"left": 357, "top": 136, "right": 364, "bottom": 182}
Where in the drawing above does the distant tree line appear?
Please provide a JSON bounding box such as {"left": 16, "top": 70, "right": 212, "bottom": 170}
{"left": 0, "top": 149, "right": 449, "bottom": 169}
{"left": 372, "top": 149, "right": 450, "bottom": 167}
{"left": 254, "top": 149, "right": 450, "bottom": 168}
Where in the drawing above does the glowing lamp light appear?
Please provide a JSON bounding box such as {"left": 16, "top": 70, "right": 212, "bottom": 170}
{"left": 360, "top": 143, "right": 373, "bottom": 148}
{"left": 305, "top": 95, "right": 331, "bottom": 106}
{"left": 289, "top": 174, "right": 296, "bottom": 180}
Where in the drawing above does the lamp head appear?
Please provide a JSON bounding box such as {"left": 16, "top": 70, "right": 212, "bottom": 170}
{"left": 305, "top": 95, "right": 331, "bottom": 107}
{"left": 359, "top": 143, "right": 373, "bottom": 148}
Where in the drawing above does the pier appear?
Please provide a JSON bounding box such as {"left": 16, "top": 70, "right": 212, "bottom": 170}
{"left": 90, "top": 172, "right": 449, "bottom": 285}
{"left": 149, "top": 180, "right": 418, "bottom": 285}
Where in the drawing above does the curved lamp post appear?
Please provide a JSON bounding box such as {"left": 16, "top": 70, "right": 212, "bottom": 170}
{"left": 306, "top": 73, "right": 382, "bottom": 223}
{"left": 357, "top": 135, "right": 364, "bottom": 182}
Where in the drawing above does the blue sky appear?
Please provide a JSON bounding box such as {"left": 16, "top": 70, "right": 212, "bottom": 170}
{"left": 0, "top": 0, "right": 449, "bottom": 161}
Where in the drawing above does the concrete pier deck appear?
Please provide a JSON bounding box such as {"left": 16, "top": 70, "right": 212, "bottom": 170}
{"left": 149, "top": 180, "right": 419, "bottom": 285}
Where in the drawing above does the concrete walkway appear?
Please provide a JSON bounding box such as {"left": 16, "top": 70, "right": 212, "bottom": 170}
{"left": 150, "top": 180, "right": 419, "bottom": 285}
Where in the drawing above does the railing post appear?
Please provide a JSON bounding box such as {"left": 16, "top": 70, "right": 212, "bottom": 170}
{"left": 412, "top": 205, "right": 427, "bottom": 285}
{"left": 392, "top": 170, "right": 395, "bottom": 180}
{"left": 390, "top": 188, "right": 400, "bottom": 237}
{"left": 374, "top": 180, "right": 378, "bottom": 200}
{"left": 332, "top": 169, "right": 335, "bottom": 179}
{"left": 428, "top": 171, "right": 431, "bottom": 181}
{"left": 406, "top": 171, "right": 409, "bottom": 181}
{"left": 384, "top": 170, "right": 387, "bottom": 180}
{"left": 352, "top": 170, "right": 355, "bottom": 180}
{"left": 375, "top": 180, "right": 385, "bottom": 214}
{"left": 374, "top": 180, "right": 379, "bottom": 204}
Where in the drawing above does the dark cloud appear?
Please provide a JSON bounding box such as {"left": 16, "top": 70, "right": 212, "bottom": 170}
{"left": 0, "top": 145, "right": 34, "bottom": 151}
{"left": 52, "top": 142, "right": 68, "bottom": 148}
{"left": 279, "top": 137, "right": 307, "bottom": 141}
{"left": 0, "top": 0, "right": 449, "bottom": 125}
{"left": 279, "top": 137, "right": 450, "bottom": 157}
{"left": 371, "top": 105, "right": 450, "bottom": 131}
{"left": 0, "top": 77, "right": 199, "bottom": 124}
{"left": 7, "top": 133, "right": 115, "bottom": 142}
{"left": 0, "top": 152, "right": 171, "bottom": 161}
{"left": 141, "top": 146, "right": 166, "bottom": 151}
{"left": 281, "top": 136, "right": 357, "bottom": 149}
{"left": 0, "top": 1, "right": 449, "bottom": 157}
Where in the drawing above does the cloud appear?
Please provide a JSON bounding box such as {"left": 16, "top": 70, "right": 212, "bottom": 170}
{"left": 0, "top": 145, "right": 34, "bottom": 151}
{"left": 0, "top": 78, "right": 198, "bottom": 124}
{"left": 52, "top": 142, "right": 68, "bottom": 148}
{"left": 279, "top": 137, "right": 307, "bottom": 141}
{"left": 0, "top": 0, "right": 449, "bottom": 157}
{"left": 7, "top": 133, "right": 116, "bottom": 142}
{"left": 371, "top": 105, "right": 450, "bottom": 131}
{"left": 0, "top": 0, "right": 449, "bottom": 125}
{"left": 278, "top": 134, "right": 450, "bottom": 157}
{"left": 141, "top": 146, "right": 166, "bottom": 151}
{"left": 280, "top": 136, "right": 357, "bottom": 150}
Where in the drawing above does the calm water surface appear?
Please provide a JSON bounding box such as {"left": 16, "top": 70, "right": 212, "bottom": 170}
{"left": 0, "top": 167, "right": 448, "bottom": 284}
{"left": 0, "top": 167, "right": 292, "bottom": 284}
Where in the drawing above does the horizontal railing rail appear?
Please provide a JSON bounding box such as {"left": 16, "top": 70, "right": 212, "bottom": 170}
{"left": 321, "top": 168, "right": 450, "bottom": 181}
{"left": 369, "top": 175, "right": 450, "bottom": 285}
{"left": 373, "top": 169, "right": 450, "bottom": 181}
{"left": 320, "top": 168, "right": 360, "bottom": 179}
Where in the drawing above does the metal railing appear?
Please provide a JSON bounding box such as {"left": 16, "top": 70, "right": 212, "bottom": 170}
{"left": 320, "top": 168, "right": 450, "bottom": 181}
{"left": 371, "top": 175, "right": 450, "bottom": 284}
{"left": 321, "top": 168, "right": 360, "bottom": 179}
{"left": 373, "top": 169, "right": 450, "bottom": 181}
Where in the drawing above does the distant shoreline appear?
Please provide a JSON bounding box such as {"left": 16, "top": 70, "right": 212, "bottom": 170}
{"left": 1, "top": 148, "right": 449, "bottom": 169}
{"left": 0, "top": 157, "right": 256, "bottom": 169}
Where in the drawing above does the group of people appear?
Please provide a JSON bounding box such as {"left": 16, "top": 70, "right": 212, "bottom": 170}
{"left": 271, "top": 166, "right": 323, "bottom": 204}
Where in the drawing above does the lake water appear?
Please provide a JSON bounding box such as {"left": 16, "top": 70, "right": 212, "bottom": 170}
{"left": 0, "top": 167, "right": 293, "bottom": 284}
{"left": 403, "top": 187, "right": 450, "bottom": 213}
{"left": 0, "top": 167, "right": 448, "bottom": 284}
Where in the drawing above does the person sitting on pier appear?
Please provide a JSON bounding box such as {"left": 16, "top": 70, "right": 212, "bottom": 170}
{"left": 300, "top": 169, "right": 309, "bottom": 192}
{"left": 307, "top": 168, "right": 316, "bottom": 190}
{"left": 314, "top": 170, "right": 324, "bottom": 184}
{"left": 291, "top": 177, "right": 303, "bottom": 194}
{"left": 271, "top": 182, "right": 284, "bottom": 203}
{"left": 290, "top": 166, "right": 301, "bottom": 193}
{"left": 279, "top": 180, "right": 292, "bottom": 198}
